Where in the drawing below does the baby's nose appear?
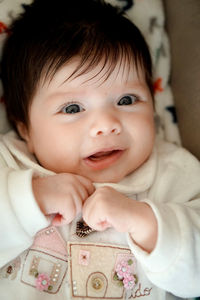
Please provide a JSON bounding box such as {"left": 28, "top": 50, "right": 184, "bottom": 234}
{"left": 89, "top": 113, "right": 122, "bottom": 137}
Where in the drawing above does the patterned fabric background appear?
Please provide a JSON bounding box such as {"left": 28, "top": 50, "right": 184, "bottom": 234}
{"left": 0, "top": 0, "right": 181, "bottom": 146}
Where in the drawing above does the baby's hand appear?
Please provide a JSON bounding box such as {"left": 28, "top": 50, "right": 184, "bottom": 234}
{"left": 32, "top": 173, "right": 94, "bottom": 226}
{"left": 82, "top": 186, "right": 135, "bottom": 232}
{"left": 82, "top": 186, "right": 157, "bottom": 252}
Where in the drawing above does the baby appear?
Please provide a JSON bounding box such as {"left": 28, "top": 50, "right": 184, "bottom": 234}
{"left": 0, "top": 0, "right": 200, "bottom": 299}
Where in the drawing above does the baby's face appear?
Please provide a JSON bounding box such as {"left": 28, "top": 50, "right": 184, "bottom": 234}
{"left": 23, "top": 58, "right": 155, "bottom": 182}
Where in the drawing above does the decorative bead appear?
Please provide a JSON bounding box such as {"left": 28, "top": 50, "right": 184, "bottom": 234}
{"left": 42, "top": 280, "right": 47, "bottom": 285}
{"left": 122, "top": 267, "right": 127, "bottom": 272}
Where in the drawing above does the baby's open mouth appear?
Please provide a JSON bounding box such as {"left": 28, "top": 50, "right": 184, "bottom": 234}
{"left": 83, "top": 149, "right": 124, "bottom": 170}
{"left": 88, "top": 150, "right": 119, "bottom": 161}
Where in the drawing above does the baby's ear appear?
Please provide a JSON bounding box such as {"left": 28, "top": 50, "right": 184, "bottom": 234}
{"left": 16, "top": 122, "right": 34, "bottom": 153}
{"left": 16, "top": 121, "right": 29, "bottom": 141}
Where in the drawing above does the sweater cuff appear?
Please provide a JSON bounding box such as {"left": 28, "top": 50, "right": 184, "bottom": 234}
{"left": 127, "top": 200, "right": 181, "bottom": 273}
{"left": 8, "top": 169, "right": 49, "bottom": 237}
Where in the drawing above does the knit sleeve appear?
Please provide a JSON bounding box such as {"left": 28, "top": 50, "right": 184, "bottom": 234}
{"left": 0, "top": 166, "right": 49, "bottom": 268}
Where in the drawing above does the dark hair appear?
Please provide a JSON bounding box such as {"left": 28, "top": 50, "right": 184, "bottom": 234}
{"left": 1, "top": 0, "right": 153, "bottom": 132}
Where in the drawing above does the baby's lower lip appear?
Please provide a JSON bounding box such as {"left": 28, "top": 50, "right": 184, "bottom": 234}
{"left": 83, "top": 150, "right": 124, "bottom": 170}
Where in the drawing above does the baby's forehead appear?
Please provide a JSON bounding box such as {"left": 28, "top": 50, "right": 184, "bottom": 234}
{"left": 42, "top": 56, "right": 146, "bottom": 90}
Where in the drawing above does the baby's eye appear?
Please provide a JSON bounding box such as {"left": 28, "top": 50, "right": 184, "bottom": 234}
{"left": 117, "top": 95, "right": 139, "bottom": 106}
{"left": 61, "top": 103, "right": 84, "bottom": 114}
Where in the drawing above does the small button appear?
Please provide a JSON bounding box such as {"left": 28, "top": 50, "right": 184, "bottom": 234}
{"left": 91, "top": 277, "right": 103, "bottom": 290}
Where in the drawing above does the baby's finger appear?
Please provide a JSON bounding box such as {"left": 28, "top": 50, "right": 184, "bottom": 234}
{"left": 76, "top": 175, "right": 95, "bottom": 195}
{"left": 71, "top": 190, "right": 83, "bottom": 215}
{"left": 51, "top": 213, "right": 71, "bottom": 226}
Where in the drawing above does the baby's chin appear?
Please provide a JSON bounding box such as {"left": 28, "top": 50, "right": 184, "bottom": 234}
{"left": 82, "top": 169, "right": 130, "bottom": 184}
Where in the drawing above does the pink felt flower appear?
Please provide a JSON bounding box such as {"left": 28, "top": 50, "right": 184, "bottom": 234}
{"left": 115, "top": 261, "right": 131, "bottom": 279}
{"left": 35, "top": 273, "right": 50, "bottom": 291}
{"left": 123, "top": 274, "right": 136, "bottom": 290}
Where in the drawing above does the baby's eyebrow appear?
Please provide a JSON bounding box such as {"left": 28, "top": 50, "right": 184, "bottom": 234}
{"left": 45, "top": 90, "right": 86, "bottom": 103}
{"left": 123, "top": 81, "right": 145, "bottom": 88}
{"left": 115, "top": 81, "right": 148, "bottom": 92}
